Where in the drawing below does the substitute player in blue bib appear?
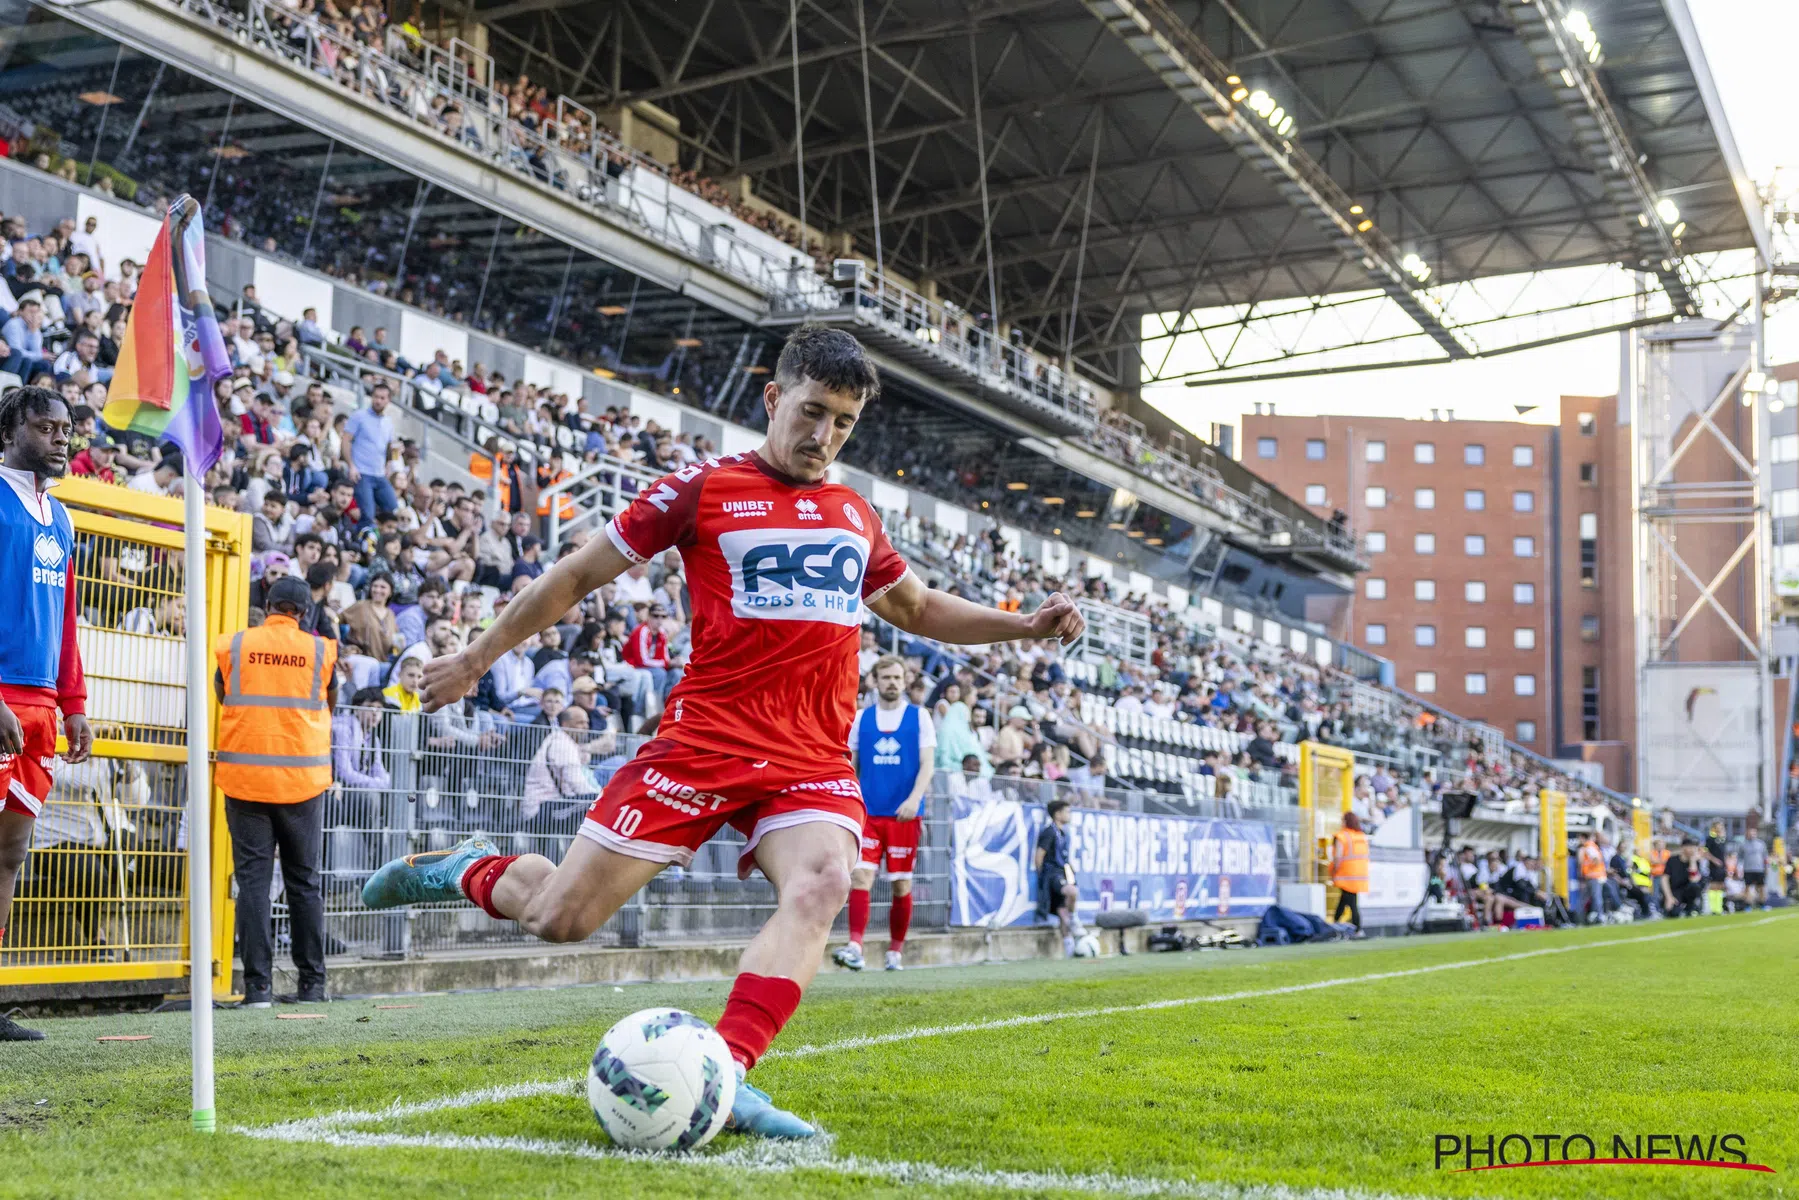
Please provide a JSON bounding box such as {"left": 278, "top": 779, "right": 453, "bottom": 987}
{"left": 0, "top": 386, "right": 92, "bottom": 1042}
{"left": 835, "top": 654, "right": 934, "bottom": 971}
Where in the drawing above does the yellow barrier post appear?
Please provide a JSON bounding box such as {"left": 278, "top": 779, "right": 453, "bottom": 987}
{"left": 0, "top": 479, "right": 248, "bottom": 999}
{"left": 1297, "top": 742, "right": 1356, "bottom": 886}
{"left": 1539, "top": 789, "right": 1568, "bottom": 901}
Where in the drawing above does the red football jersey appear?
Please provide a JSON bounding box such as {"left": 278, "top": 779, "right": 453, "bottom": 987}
{"left": 605, "top": 451, "right": 910, "bottom": 770}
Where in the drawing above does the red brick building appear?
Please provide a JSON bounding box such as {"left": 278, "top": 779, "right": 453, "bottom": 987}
{"left": 1241, "top": 401, "right": 1635, "bottom": 785}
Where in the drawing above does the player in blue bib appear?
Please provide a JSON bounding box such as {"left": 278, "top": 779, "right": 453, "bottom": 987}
{"left": 835, "top": 654, "right": 934, "bottom": 971}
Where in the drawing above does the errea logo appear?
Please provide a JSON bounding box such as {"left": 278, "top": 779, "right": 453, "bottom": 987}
{"left": 872, "top": 735, "right": 903, "bottom": 765}
{"left": 795, "top": 498, "right": 823, "bottom": 521}
{"left": 32, "top": 532, "right": 66, "bottom": 588}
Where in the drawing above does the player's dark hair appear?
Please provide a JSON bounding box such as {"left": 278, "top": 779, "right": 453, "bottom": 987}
{"left": 774, "top": 324, "right": 879, "bottom": 403}
{"left": 0, "top": 385, "right": 70, "bottom": 447}
{"left": 1046, "top": 799, "right": 1070, "bottom": 819}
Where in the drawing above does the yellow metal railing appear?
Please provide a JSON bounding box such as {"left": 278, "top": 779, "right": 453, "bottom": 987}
{"left": 0, "top": 478, "right": 249, "bottom": 997}
{"left": 1296, "top": 741, "right": 1355, "bottom": 886}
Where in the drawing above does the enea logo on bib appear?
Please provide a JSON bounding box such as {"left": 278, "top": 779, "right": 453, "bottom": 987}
{"left": 720, "top": 526, "right": 869, "bottom": 625}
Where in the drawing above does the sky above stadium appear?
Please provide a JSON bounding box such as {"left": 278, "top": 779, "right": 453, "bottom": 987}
{"left": 1146, "top": 0, "right": 1796, "bottom": 445}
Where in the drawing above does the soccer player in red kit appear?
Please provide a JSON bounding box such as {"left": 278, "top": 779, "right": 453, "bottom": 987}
{"left": 364, "top": 326, "right": 1084, "bottom": 1136}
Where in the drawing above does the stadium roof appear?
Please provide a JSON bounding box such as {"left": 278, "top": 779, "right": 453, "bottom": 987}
{"left": 469, "top": 0, "right": 1762, "bottom": 386}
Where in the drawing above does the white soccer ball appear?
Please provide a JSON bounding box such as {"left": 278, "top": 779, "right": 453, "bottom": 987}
{"left": 587, "top": 1008, "right": 737, "bottom": 1151}
{"left": 1073, "top": 932, "right": 1101, "bottom": 958}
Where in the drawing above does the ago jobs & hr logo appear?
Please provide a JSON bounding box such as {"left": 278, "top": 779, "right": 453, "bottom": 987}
{"left": 720, "top": 526, "right": 869, "bottom": 626}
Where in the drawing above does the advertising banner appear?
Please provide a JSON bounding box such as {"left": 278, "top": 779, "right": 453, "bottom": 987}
{"left": 949, "top": 795, "right": 1277, "bottom": 927}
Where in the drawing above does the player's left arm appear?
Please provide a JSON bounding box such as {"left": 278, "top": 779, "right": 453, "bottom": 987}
{"left": 870, "top": 571, "right": 1085, "bottom": 646}
{"left": 57, "top": 558, "right": 91, "bottom": 763}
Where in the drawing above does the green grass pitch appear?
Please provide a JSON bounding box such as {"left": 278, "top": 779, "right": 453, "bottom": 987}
{"left": 2, "top": 912, "right": 1792, "bottom": 1199}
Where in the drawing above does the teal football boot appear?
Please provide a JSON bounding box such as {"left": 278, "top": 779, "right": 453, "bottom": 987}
{"left": 361, "top": 836, "right": 499, "bottom": 909}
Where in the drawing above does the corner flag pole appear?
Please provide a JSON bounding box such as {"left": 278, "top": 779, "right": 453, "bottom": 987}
{"left": 184, "top": 475, "right": 215, "bottom": 1133}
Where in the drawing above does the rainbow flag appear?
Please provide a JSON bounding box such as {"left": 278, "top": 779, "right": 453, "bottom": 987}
{"left": 101, "top": 195, "right": 229, "bottom": 476}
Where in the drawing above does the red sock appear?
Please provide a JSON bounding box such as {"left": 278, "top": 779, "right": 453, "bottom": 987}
{"left": 888, "top": 892, "right": 913, "bottom": 952}
{"left": 846, "top": 888, "right": 870, "bottom": 946}
{"left": 715, "top": 973, "right": 802, "bottom": 1072}
{"left": 460, "top": 855, "right": 520, "bottom": 921}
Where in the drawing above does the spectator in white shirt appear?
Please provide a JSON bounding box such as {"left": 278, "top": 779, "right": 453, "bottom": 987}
{"left": 613, "top": 561, "right": 655, "bottom": 605}
{"left": 1112, "top": 683, "right": 1144, "bottom": 714}
{"left": 522, "top": 706, "right": 605, "bottom": 825}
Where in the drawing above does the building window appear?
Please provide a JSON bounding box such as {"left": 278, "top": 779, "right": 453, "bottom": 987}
{"left": 1465, "top": 672, "right": 1488, "bottom": 695}
{"left": 1415, "top": 532, "right": 1436, "bottom": 555}
{"left": 1580, "top": 614, "right": 1600, "bottom": 641}
{"left": 1365, "top": 623, "right": 1387, "bottom": 646}
{"left": 1514, "top": 673, "right": 1537, "bottom": 696}
{"left": 1414, "top": 487, "right": 1436, "bottom": 509}
{"left": 1465, "top": 534, "right": 1486, "bottom": 556}
{"left": 1365, "top": 439, "right": 1387, "bottom": 463}
{"left": 1365, "top": 485, "right": 1387, "bottom": 508}
{"left": 1464, "top": 489, "right": 1486, "bottom": 511}
{"left": 1514, "top": 627, "right": 1536, "bottom": 650}
{"left": 1516, "top": 720, "right": 1537, "bottom": 743}
{"left": 1415, "top": 579, "right": 1436, "bottom": 601}
{"left": 1579, "top": 461, "right": 1597, "bottom": 484}
{"left": 1306, "top": 438, "right": 1327, "bottom": 461}
{"left": 1465, "top": 626, "right": 1487, "bottom": 649}
{"left": 1465, "top": 580, "right": 1487, "bottom": 603}
{"left": 1513, "top": 445, "right": 1534, "bottom": 467}
{"left": 1415, "top": 671, "right": 1438, "bottom": 694}
{"left": 1464, "top": 444, "right": 1486, "bottom": 466}
{"left": 1514, "top": 582, "right": 1536, "bottom": 604}
{"left": 1415, "top": 624, "right": 1437, "bottom": 647}
{"left": 1579, "top": 511, "right": 1597, "bottom": 588}
{"left": 1513, "top": 536, "right": 1536, "bottom": 558}
{"left": 1365, "top": 577, "right": 1387, "bottom": 600}
{"left": 1414, "top": 442, "right": 1436, "bottom": 464}
{"left": 1577, "top": 412, "right": 1596, "bottom": 436}
{"left": 1512, "top": 490, "right": 1535, "bottom": 513}
{"left": 1773, "top": 435, "right": 1799, "bottom": 464}
{"left": 1581, "top": 665, "right": 1600, "bottom": 741}
{"left": 1365, "top": 531, "right": 1387, "bottom": 553}
{"left": 1257, "top": 437, "right": 1278, "bottom": 459}
{"left": 1305, "top": 484, "right": 1327, "bottom": 505}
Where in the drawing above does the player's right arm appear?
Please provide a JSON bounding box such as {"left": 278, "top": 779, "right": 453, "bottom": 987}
{"left": 420, "top": 534, "right": 635, "bottom": 712}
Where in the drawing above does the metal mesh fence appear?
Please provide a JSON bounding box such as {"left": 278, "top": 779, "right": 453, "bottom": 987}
{"left": 3, "top": 756, "right": 190, "bottom": 968}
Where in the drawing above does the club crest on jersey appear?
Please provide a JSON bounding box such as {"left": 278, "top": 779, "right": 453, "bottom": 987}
{"left": 842, "top": 503, "right": 864, "bottom": 531}
{"left": 795, "top": 498, "right": 823, "bottom": 521}
{"left": 719, "top": 526, "right": 869, "bottom": 626}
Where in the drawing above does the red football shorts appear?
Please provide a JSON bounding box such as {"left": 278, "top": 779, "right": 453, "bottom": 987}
{"left": 0, "top": 704, "right": 59, "bottom": 819}
{"left": 858, "top": 814, "right": 921, "bottom": 879}
{"left": 581, "top": 738, "right": 864, "bottom": 879}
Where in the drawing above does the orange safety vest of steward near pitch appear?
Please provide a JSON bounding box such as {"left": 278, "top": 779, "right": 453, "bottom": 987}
{"left": 1577, "top": 841, "right": 1607, "bottom": 880}
{"left": 212, "top": 614, "right": 337, "bottom": 804}
{"left": 1331, "top": 827, "right": 1369, "bottom": 894}
{"left": 1650, "top": 846, "right": 1669, "bottom": 877}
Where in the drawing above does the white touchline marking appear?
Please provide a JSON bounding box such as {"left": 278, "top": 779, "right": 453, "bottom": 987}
{"left": 237, "top": 1125, "right": 1448, "bottom": 1200}
{"left": 240, "top": 916, "right": 1791, "bottom": 1196}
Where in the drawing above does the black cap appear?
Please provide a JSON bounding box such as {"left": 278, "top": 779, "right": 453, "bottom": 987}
{"left": 266, "top": 576, "right": 313, "bottom": 613}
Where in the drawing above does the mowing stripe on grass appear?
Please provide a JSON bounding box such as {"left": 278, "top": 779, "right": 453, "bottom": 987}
{"left": 237, "top": 1124, "right": 1447, "bottom": 1200}
{"left": 253, "top": 916, "right": 1788, "bottom": 1146}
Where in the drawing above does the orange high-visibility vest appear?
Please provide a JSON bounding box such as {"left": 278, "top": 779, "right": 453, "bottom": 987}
{"left": 536, "top": 469, "right": 575, "bottom": 520}
{"left": 1578, "top": 842, "right": 1607, "bottom": 880}
{"left": 1650, "top": 847, "right": 1669, "bottom": 877}
{"left": 469, "top": 452, "right": 511, "bottom": 511}
{"left": 1331, "top": 827, "right": 1369, "bottom": 894}
{"left": 213, "top": 614, "right": 336, "bottom": 803}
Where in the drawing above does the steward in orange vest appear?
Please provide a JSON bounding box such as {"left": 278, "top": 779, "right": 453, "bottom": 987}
{"left": 211, "top": 576, "right": 338, "bottom": 1006}
{"left": 1330, "top": 812, "right": 1370, "bottom": 932}
{"left": 536, "top": 454, "right": 576, "bottom": 523}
